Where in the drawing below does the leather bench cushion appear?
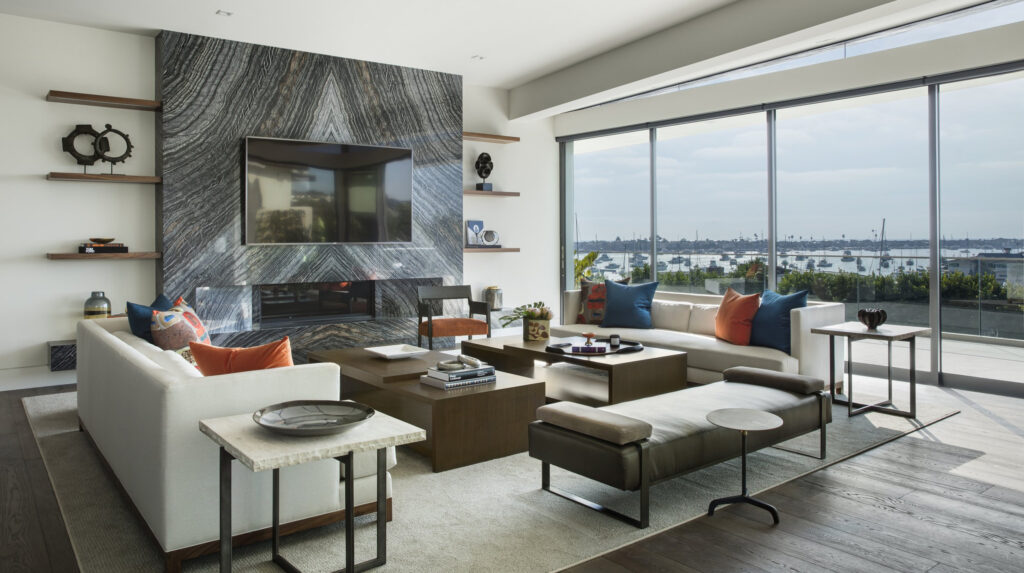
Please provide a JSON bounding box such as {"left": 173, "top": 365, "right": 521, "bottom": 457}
{"left": 538, "top": 402, "right": 652, "bottom": 445}
{"left": 550, "top": 324, "right": 796, "bottom": 373}
{"left": 724, "top": 366, "right": 824, "bottom": 393}
{"left": 530, "top": 381, "right": 824, "bottom": 490}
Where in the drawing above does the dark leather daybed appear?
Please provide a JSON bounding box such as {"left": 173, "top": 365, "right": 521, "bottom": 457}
{"left": 528, "top": 366, "right": 831, "bottom": 527}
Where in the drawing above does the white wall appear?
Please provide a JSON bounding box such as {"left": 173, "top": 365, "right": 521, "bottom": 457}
{"left": 0, "top": 14, "right": 156, "bottom": 370}
{"left": 462, "top": 85, "right": 560, "bottom": 316}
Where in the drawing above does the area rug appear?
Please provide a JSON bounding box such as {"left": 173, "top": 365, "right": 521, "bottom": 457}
{"left": 24, "top": 391, "right": 957, "bottom": 573}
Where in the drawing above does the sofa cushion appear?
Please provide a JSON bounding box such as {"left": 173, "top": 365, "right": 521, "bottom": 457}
{"left": 688, "top": 304, "right": 718, "bottom": 336}
{"left": 190, "top": 337, "right": 294, "bottom": 376}
{"left": 151, "top": 299, "right": 211, "bottom": 362}
{"left": 112, "top": 330, "right": 164, "bottom": 360}
{"left": 126, "top": 294, "right": 174, "bottom": 342}
{"left": 715, "top": 288, "right": 760, "bottom": 345}
{"left": 602, "top": 280, "right": 658, "bottom": 329}
{"left": 651, "top": 300, "right": 692, "bottom": 331}
{"left": 750, "top": 289, "right": 807, "bottom": 354}
{"left": 578, "top": 277, "right": 629, "bottom": 324}
{"left": 149, "top": 350, "right": 203, "bottom": 378}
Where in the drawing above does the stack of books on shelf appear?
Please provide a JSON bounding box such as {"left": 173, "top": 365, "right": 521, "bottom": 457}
{"left": 79, "top": 242, "right": 128, "bottom": 254}
{"left": 420, "top": 362, "right": 497, "bottom": 390}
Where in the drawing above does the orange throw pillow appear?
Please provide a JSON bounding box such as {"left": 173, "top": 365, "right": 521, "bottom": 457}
{"left": 715, "top": 288, "right": 761, "bottom": 346}
{"left": 189, "top": 337, "right": 294, "bottom": 376}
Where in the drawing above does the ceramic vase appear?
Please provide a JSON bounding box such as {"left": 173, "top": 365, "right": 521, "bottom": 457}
{"left": 84, "top": 291, "right": 111, "bottom": 320}
{"left": 857, "top": 308, "right": 887, "bottom": 330}
{"left": 523, "top": 318, "right": 550, "bottom": 341}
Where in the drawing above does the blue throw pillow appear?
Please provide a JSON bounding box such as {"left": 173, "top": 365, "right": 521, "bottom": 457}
{"left": 750, "top": 289, "right": 808, "bottom": 354}
{"left": 126, "top": 294, "right": 174, "bottom": 342}
{"left": 601, "top": 280, "right": 659, "bottom": 329}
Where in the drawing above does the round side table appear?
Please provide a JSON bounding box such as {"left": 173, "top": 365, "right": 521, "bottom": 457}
{"left": 706, "top": 408, "right": 783, "bottom": 525}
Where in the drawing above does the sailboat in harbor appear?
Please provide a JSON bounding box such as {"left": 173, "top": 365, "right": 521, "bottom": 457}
{"left": 879, "top": 218, "right": 892, "bottom": 268}
{"left": 841, "top": 250, "right": 855, "bottom": 262}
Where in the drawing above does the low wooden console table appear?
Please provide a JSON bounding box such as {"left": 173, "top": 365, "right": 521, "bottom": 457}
{"left": 811, "top": 322, "right": 930, "bottom": 418}
{"left": 199, "top": 411, "right": 424, "bottom": 573}
{"left": 309, "top": 348, "right": 545, "bottom": 472}
{"left": 462, "top": 335, "right": 687, "bottom": 406}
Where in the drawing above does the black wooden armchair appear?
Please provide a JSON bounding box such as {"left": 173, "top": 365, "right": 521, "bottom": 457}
{"left": 417, "top": 285, "right": 491, "bottom": 350}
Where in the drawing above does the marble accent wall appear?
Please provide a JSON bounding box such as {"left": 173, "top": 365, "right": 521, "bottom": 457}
{"left": 156, "top": 32, "right": 462, "bottom": 353}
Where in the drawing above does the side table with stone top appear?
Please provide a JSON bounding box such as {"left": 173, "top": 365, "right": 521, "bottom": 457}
{"left": 200, "top": 410, "right": 425, "bottom": 573}
{"left": 811, "top": 321, "right": 930, "bottom": 418}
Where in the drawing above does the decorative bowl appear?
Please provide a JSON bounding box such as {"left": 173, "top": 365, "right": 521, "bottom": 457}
{"left": 88, "top": 237, "right": 116, "bottom": 244}
{"left": 253, "top": 400, "right": 374, "bottom": 436}
{"left": 857, "top": 308, "right": 887, "bottom": 330}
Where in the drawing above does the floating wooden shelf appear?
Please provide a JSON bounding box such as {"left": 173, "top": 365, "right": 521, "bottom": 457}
{"left": 46, "top": 90, "right": 162, "bottom": 111}
{"left": 47, "top": 172, "right": 162, "bottom": 184}
{"left": 462, "top": 131, "right": 520, "bottom": 144}
{"left": 464, "top": 248, "right": 520, "bottom": 253}
{"left": 463, "top": 190, "right": 520, "bottom": 197}
{"left": 47, "top": 252, "right": 162, "bottom": 260}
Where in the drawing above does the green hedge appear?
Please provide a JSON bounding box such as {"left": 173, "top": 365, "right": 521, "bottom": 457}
{"left": 776, "top": 269, "right": 1006, "bottom": 302}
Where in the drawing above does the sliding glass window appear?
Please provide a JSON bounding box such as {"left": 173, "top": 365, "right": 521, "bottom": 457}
{"left": 776, "top": 89, "right": 931, "bottom": 374}
{"left": 939, "top": 72, "right": 1024, "bottom": 386}
{"left": 655, "top": 114, "right": 768, "bottom": 295}
{"left": 571, "top": 131, "right": 652, "bottom": 285}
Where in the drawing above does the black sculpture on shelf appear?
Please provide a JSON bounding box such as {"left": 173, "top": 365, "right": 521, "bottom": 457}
{"left": 61, "top": 124, "right": 101, "bottom": 166}
{"left": 474, "top": 152, "right": 493, "bottom": 191}
{"left": 60, "top": 123, "right": 134, "bottom": 173}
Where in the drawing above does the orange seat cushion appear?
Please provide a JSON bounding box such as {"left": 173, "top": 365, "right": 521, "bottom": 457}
{"left": 715, "top": 288, "right": 761, "bottom": 346}
{"left": 418, "top": 317, "right": 489, "bottom": 337}
{"left": 189, "top": 336, "right": 294, "bottom": 376}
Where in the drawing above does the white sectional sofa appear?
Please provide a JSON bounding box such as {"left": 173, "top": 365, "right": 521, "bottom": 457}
{"left": 77, "top": 317, "right": 396, "bottom": 571}
{"left": 555, "top": 290, "right": 844, "bottom": 385}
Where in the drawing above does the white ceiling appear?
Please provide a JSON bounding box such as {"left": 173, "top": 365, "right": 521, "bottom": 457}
{"left": 0, "top": 0, "right": 738, "bottom": 88}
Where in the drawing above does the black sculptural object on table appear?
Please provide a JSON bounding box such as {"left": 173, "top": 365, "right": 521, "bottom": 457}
{"left": 475, "top": 152, "right": 493, "bottom": 191}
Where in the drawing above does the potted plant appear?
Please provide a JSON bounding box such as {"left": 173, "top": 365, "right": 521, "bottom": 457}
{"left": 500, "top": 302, "right": 553, "bottom": 341}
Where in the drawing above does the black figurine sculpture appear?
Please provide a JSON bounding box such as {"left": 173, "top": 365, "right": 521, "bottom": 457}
{"left": 60, "top": 123, "right": 134, "bottom": 174}
{"left": 474, "top": 152, "right": 493, "bottom": 191}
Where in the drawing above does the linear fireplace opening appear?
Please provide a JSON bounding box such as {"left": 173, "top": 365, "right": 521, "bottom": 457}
{"left": 256, "top": 280, "right": 375, "bottom": 328}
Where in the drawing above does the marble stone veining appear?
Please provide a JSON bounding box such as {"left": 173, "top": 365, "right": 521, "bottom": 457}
{"left": 157, "top": 31, "right": 463, "bottom": 353}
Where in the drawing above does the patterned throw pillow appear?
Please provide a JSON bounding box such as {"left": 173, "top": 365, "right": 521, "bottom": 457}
{"left": 578, "top": 276, "right": 630, "bottom": 324}
{"left": 151, "top": 298, "right": 210, "bottom": 363}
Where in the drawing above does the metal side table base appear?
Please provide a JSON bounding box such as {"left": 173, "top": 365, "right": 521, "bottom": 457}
{"left": 705, "top": 417, "right": 782, "bottom": 526}
{"left": 220, "top": 447, "right": 389, "bottom": 573}
{"left": 822, "top": 328, "right": 922, "bottom": 420}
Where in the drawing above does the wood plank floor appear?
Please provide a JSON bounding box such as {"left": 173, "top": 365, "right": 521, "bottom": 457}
{"left": 3, "top": 379, "right": 1023, "bottom": 573}
{"left": 566, "top": 380, "right": 1024, "bottom": 573}
{"left": 0, "top": 384, "right": 79, "bottom": 573}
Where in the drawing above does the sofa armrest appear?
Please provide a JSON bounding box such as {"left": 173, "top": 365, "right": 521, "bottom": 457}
{"left": 790, "top": 302, "right": 845, "bottom": 383}
{"left": 723, "top": 366, "right": 824, "bottom": 394}
{"left": 537, "top": 402, "right": 652, "bottom": 445}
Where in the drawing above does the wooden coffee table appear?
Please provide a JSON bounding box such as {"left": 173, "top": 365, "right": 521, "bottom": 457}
{"left": 461, "top": 335, "right": 687, "bottom": 406}
{"left": 308, "top": 347, "right": 545, "bottom": 472}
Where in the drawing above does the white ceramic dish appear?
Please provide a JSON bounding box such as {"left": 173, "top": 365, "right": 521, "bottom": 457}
{"left": 365, "top": 344, "right": 430, "bottom": 360}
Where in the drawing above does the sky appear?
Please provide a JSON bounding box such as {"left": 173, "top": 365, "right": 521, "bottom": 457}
{"left": 573, "top": 73, "right": 1024, "bottom": 245}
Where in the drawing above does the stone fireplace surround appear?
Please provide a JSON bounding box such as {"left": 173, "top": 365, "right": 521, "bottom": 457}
{"left": 156, "top": 31, "right": 463, "bottom": 361}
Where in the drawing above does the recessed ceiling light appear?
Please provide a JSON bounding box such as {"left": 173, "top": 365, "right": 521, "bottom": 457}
{"left": 215, "top": 9, "right": 233, "bottom": 16}
{"left": 470, "top": 55, "right": 486, "bottom": 61}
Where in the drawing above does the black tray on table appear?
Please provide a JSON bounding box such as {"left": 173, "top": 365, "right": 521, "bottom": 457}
{"left": 545, "top": 338, "right": 644, "bottom": 356}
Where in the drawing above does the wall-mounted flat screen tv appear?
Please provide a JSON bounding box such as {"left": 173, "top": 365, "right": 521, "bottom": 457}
{"left": 243, "top": 137, "right": 413, "bottom": 245}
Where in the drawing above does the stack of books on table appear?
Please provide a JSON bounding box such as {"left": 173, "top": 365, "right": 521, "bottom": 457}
{"left": 420, "top": 363, "right": 497, "bottom": 390}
